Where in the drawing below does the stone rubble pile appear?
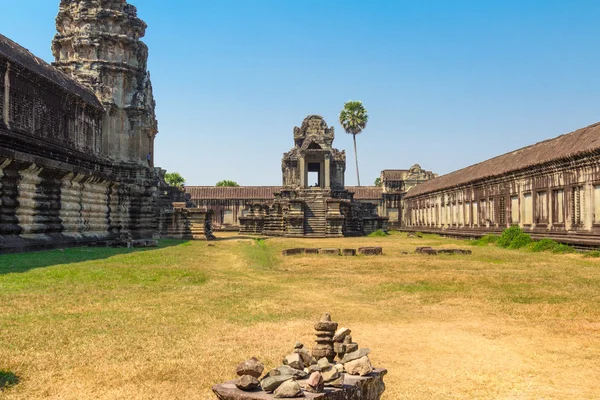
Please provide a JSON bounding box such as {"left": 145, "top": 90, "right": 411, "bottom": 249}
{"left": 229, "top": 313, "right": 376, "bottom": 397}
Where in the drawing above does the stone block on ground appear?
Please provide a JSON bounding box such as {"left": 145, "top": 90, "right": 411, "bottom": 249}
{"left": 282, "top": 248, "right": 305, "bottom": 256}
{"left": 357, "top": 247, "right": 383, "bottom": 255}
{"left": 437, "top": 249, "right": 472, "bottom": 255}
{"left": 415, "top": 246, "right": 436, "bottom": 254}
{"left": 318, "top": 248, "right": 341, "bottom": 255}
{"left": 342, "top": 248, "right": 357, "bottom": 256}
{"left": 304, "top": 248, "right": 319, "bottom": 254}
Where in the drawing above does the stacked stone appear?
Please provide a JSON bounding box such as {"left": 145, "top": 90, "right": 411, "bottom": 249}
{"left": 332, "top": 327, "right": 359, "bottom": 361}
{"left": 312, "top": 313, "right": 338, "bottom": 363}
{"left": 235, "top": 357, "right": 264, "bottom": 391}
{"left": 260, "top": 342, "right": 316, "bottom": 397}
{"left": 341, "top": 348, "right": 374, "bottom": 377}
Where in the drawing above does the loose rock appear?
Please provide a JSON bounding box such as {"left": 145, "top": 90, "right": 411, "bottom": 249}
{"left": 341, "top": 348, "right": 371, "bottom": 364}
{"left": 305, "top": 371, "right": 324, "bottom": 393}
{"left": 260, "top": 374, "right": 294, "bottom": 393}
{"left": 236, "top": 357, "right": 264, "bottom": 378}
{"left": 236, "top": 374, "right": 260, "bottom": 391}
{"left": 344, "top": 355, "right": 374, "bottom": 376}
{"left": 273, "top": 380, "right": 304, "bottom": 398}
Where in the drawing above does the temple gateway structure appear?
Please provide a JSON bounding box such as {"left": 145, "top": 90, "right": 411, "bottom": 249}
{"left": 238, "top": 115, "right": 388, "bottom": 237}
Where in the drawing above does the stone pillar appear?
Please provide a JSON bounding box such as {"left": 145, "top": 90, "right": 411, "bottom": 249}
{"left": 4, "top": 64, "right": 10, "bottom": 127}
{"left": 299, "top": 155, "right": 306, "bottom": 188}
{"left": 324, "top": 154, "right": 331, "bottom": 189}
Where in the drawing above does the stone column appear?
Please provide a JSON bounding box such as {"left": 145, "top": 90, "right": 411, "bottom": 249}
{"left": 299, "top": 155, "right": 306, "bottom": 188}
{"left": 324, "top": 154, "right": 331, "bottom": 189}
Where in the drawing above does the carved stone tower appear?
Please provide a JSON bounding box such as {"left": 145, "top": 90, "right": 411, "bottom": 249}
{"left": 52, "top": 0, "right": 158, "bottom": 165}
{"left": 282, "top": 115, "right": 346, "bottom": 190}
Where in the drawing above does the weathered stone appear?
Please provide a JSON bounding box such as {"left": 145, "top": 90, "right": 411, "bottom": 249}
{"left": 236, "top": 375, "right": 260, "bottom": 391}
{"left": 295, "top": 346, "right": 317, "bottom": 366}
{"left": 345, "top": 343, "right": 359, "bottom": 354}
{"left": 333, "top": 342, "right": 346, "bottom": 354}
{"left": 305, "top": 371, "right": 324, "bottom": 393}
{"left": 315, "top": 331, "right": 335, "bottom": 339}
{"left": 415, "top": 246, "right": 436, "bottom": 254}
{"left": 357, "top": 247, "right": 383, "bottom": 255}
{"left": 260, "top": 374, "right": 293, "bottom": 393}
{"left": 342, "top": 248, "right": 357, "bottom": 256}
{"left": 333, "top": 327, "right": 351, "bottom": 342}
{"left": 341, "top": 348, "right": 371, "bottom": 364}
{"left": 325, "top": 373, "right": 345, "bottom": 388}
{"left": 320, "top": 367, "right": 340, "bottom": 383}
{"left": 344, "top": 356, "right": 373, "bottom": 376}
{"left": 318, "top": 248, "right": 340, "bottom": 255}
{"left": 314, "top": 321, "right": 338, "bottom": 331}
{"left": 282, "top": 248, "right": 305, "bottom": 256}
{"left": 268, "top": 365, "right": 308, "bottom": 380}
{"left": 304, "top": 248, "right": 319, "bottom": 254}
{"left": 334, "top": 364, "right": 345, "bottom": 373}
{"left": 437, "top": 249, "right": 473, "bottom": 255}
{"left": 343, "top": 335, "right": 353, "bottom": 344}
{"left": 273, "top": 380, "right": 304, "bottom": 398}
{"left": 284, "top": 353, "right": 304, "bottom": 370}
{"left": 236, "top": 357, "right": 264, "bottom": 378}
{"left": 317, "top": 358, "right": 330, "bottom": 370}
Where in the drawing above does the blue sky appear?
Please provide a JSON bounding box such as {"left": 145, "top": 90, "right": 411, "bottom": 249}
{"left": 3, "top": 1, "right": 600, "bottom": 186}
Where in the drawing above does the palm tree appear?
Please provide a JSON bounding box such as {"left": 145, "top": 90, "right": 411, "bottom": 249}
{"left": 339, "top": 100, "right": 368, "bottom": 186}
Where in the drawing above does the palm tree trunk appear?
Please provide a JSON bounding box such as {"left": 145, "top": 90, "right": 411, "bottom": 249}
{"left": 353, "top": 133, "right": 361, "bottom": 186}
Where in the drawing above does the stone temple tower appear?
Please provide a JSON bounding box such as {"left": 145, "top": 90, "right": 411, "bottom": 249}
{"left": 52, "top": 0, "right": 158, "bottom": 166}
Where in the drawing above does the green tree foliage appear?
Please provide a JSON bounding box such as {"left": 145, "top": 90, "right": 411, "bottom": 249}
{"left": 164, "top": 172, "right": 185, "bottom": 187}
{"left": 216, "top": 180, "right": 240, "bottom": 187}
{"left": 374, "top": 177, "right": 382, "bottom": 187}
{"left": 339, "top": 100, "right": 368, "bottom": 186}
{"left": 496, "top": 226, "right": 531, "bottom": 249}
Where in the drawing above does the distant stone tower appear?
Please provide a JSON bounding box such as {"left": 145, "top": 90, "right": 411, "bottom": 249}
{"left": 52, "top": 0, "right": 158, "bottom": 165}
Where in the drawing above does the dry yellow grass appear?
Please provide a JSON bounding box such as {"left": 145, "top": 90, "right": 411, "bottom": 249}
{"left": 1, "top": 232, "right": 599, "bottom": 399}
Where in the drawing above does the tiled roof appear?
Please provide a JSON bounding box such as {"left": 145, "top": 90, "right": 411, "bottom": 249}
{"left": 186, "top": 186, "right": 281, "bottom": 200}
{"left": 186, "top": 186, "right": 383, "bottom": 201}
{"left": 0, "top": 34, "right": 102, "bottom": 108}
{"left": 406, "top": 122, "right": 600, "bottom": 198}
{"left": 346, "top": 186, "right": 383, "bottom": 200}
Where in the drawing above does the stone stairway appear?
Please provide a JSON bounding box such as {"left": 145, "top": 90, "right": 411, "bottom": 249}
{"left": 304, "top": 199, "right": 327, "bottom": 237}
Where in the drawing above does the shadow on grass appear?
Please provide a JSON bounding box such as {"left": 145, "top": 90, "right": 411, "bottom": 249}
{"left": 213, "top": 235, "right": 269, "bottom": 241}
{"left": 0, "top": 239, "right": 189, "bottom": 275}
{"left": 0, "top": 370, "right": 19, "bottom": 391}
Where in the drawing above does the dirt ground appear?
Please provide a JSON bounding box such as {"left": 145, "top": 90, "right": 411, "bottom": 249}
{"left": 0, "top": 232, "right": 599, "bottom": 399}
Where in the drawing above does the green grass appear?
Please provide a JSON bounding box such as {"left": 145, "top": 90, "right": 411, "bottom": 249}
{"left": 471, "top": 234, "right": 499, "bottom": 246}
{"left": 368, "top": 229, "right": 389, "bottom": 237}
{"left": 1, "top": 233, "right": 600, "bottom": 399}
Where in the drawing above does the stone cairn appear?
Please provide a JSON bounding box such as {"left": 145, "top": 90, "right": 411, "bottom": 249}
{"left": 229, "top": 313, "right": 374, "bottom": 397}
{"left": 312, "top": 313, "right": 337, "bottom": 363}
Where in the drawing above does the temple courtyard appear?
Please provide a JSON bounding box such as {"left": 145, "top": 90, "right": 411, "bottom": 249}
{"left": 0, "top": 233, "right": 599, "bottom": 399}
